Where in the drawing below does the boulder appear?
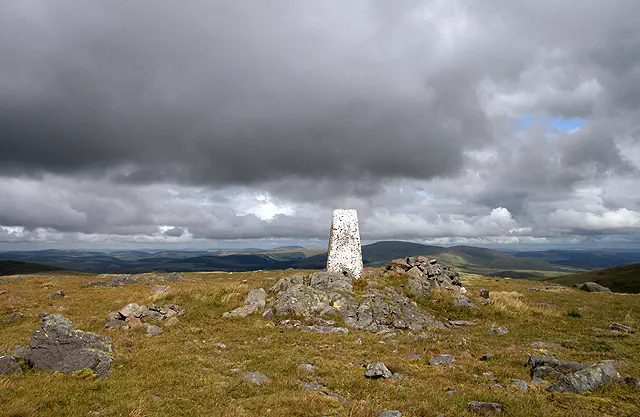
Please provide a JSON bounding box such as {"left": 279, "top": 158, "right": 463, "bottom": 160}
{"left": 407, "top": 278, "right": 432, "bottom": 298}
{"left": 365, "top": 362, "right": 392, "bottom": 379}
{"left": 607, "top": 323, "right": 633, "bottom": 333}
{"left": 488, "top": 326, "right": 509, "bottom": 335}
{"left": 548, "top": 362, "right": 619, "bottom": 393}
{"left": 24, "top": 314, "right": 112, "bottom": 379}
{"left": 579, "top": 282, "right": 611, "bottom": 293}
{"left": 511, "top": 379, "right": 529, "bottom": 391}
{"left": 145, "top": 324, "right": 163, "bottom": 336}
{"left": 309, "top": 272, "right": 353, "bottom": 292}
{"left": 47, "top": 290, "right": 65, "bottom": 300}
{"left": 119, "top": 303, "right": 148, "bottom": 318}
{"left": 0, "top": 355, "right": 23, "bottom": 375}
{"left": 223, "top": 288, "right": 267, "bottom": 318}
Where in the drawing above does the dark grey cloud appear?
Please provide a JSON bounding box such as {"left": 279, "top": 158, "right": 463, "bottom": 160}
{"left": 1, "top": 1, "right": 640, "bottom": 248}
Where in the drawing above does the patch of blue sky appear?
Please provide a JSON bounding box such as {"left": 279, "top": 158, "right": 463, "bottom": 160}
{"left": 515, "top": 114, "right": 587, "bottom": 132}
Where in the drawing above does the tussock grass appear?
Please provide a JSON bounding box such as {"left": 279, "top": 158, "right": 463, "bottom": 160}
{"left": 0, "top": 271, "right": 639, "bottom": 416}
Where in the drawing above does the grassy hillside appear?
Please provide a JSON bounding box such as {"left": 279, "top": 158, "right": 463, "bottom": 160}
{"left": 548, "top": 263, "right": 640, "bottom": 293}
{"left": 1, "top": 270, "right": 638, "bottom": 416}
{"left": 0, "top": 260, "right": 63, "bottom": 276}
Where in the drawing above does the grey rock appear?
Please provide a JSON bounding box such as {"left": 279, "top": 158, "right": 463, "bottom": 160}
{"left": 261, "top": 308, "right": 274, "bottom": 319}
{"left": 529, "top": 341, "right": 563, "bottom": 350}
{"left": 467, "top": 401, "right": 503, "bottom": 415}
{"left": 0, "top": 290, "right": 7, "bottom": 295}
{"left": 527, "top": 355, "right": 585, "bottom": 373}
{"left": 405, "top": 353, "right": 424, "bottom": 361}
{"left": 429, "top": 354, "right": 455, "bottom": 366}
{"left": 531, "top": 366, "right": 565, "bottom": 386}
{"left": 58, "top": 348, "right": 111, "bottom": 379}
{"left": 322, "top": 391, "right": 347, "bottom": 404}
{"left": 151, "top": 285, "right": 169, "bottom": 293}
{"left": 579, "top": 282, "right": 611, "bottom": 292}
{"left": 309, "top": 272, "right": 353, "bottom": 293}
{"left": 269, "top": 275, "right": 304, "bottom": 293}
{"left": 607, "top": 323, "right": 634, "bottom": 333}
{"left": 480, "top": 353, "right": 496, "bottom": 361}
{"left": 24, "top": 314, "right": 112, "bottom": 378}
{"left": 488, "top": 326, "right": 508, "bottom": 335}
{"left": 302, "top": 324, "right": 349, "bottom": 334}
{"left": 119, "top": 303, "right": 147, "bottom": 318}
{"left": 11, "top": 345, "right": 28, "bottom": 359}
{"left": 141, "top": 310, "right": 164, "bottom": 322}
{"left": 453, "top": 293, "right": 477, "bottom": 309}
{"left": 243, "top": 371, "right": 270, "bottom": 385}
{"left": 377, "top": 411, "right": 402, "bottom": 417}
{"left": 223, "top": 288, "right": 267, "bottom": 318}
{"left": 105, "top": 319, "right": 128, "bottom": 328}
{"left": 405, "top": 266, "right": 423, "bottom": 279}
{"left": 298, "top": 380, "right": 323, "bottom": 390}
{"left": 107, "top": 312, "right": 121, "bottom": 321}
{"left": 447, "top": 320, "right": 475, "bottom": 328}
{"left": 145, "top": 324, "right": 163, "bottom": 336}
{"left": 511, "top": 379, "right": 529, "bottom": 391}
{"left": 0, "top": 355, "right": 23, "bottom": 375}
{"left": 407, "top": 278, "right": 432, "bottom": 298}
{"left": 547, "top": 362, "right": 619, "bottom": 393}
{"left": 479, "top": 288, "right": 490, "bottom": 298}
{"left": 297, "top": 363, "right": 317, "bottom": 372}
{"left": 48, "top": 290, "right": 65, "bottom": 300}
{"left": 365, "top": 362, "right": 392, "bottom": 379}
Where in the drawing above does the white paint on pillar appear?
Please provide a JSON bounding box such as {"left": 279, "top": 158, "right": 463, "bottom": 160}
{"left": 326, "top": 209, "right": 363, "bottom": 279}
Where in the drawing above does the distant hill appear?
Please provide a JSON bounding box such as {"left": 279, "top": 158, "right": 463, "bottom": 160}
{"left": 547, "top": 263, "right": 640, "bottom": 293}
{"left": 0, "top": 260, "right": 64, "bottom": 276}
{"left": 0, "top": 241, "right": 580, "bottom": 276}
{"left": 512, "top": 250, "right": 640, "bottom": 269}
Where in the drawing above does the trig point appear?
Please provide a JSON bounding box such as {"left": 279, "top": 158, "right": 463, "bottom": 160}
{"left": 326, "top": 209, "right": 363, "bottom": 279}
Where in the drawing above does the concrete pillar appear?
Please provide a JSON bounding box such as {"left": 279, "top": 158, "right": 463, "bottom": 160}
{"left": 326, "top": 209, "right": 363, "bottom": 278}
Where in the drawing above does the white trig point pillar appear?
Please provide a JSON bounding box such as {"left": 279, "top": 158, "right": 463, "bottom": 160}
{"left": 326, "top": 209, "right": 363, "bottom": 279}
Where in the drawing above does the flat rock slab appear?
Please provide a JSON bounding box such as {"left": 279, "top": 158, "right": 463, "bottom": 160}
{"left": 467, "top": 401, "right": 503, "bottom": 415}
{"left": 429, "top": 354, "right": 455, "bottom": 366}
{"left": 580, "top": 282, "right": 611, "bottom": 292}
{"left": 243, "top": 371, "right": 270, "bottom": 385}
{"left": 548, "top": 362, "right": 619, "bottom": 393}
{"left": 377, "top": 411, "right": 403, "bottom": 417}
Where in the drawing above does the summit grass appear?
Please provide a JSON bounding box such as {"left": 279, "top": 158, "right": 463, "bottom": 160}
{"left": 1, "top": 270, "right": 639, "bottom": 416}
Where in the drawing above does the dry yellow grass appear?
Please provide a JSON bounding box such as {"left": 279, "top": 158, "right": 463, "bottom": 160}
{"left": 0, "top": 271, "right": 639, "bottom": 416}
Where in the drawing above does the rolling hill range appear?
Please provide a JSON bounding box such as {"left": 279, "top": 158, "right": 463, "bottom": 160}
{"left": 512, "top": 249, "right": 640, "bottom": 269}
{"left": 0, "top": 241, "right": 579, "bottom": 276}
{"left": 547, "top": 263, "right": 640, "bottom": 293}
{"left": 0, "top": 260, "right": 64, "bottom": 276}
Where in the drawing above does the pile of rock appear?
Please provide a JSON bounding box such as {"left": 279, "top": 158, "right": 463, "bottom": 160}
{"left": 527, "top": 355, "right": 629, "bottom": 393}
{"left": 260, "top": 271, "right": 444, "bottom": 332}
{"left": 1, "top": 314, "right": 112, "bottom": 379}
{"left": 82, "top": 272, "right": 182, "bottom": 288}
{"left": 384, "top": 257, "right": 462, "bottom": 296}
{"left": 105, "top": 302, "right": 185, "bottom": 330}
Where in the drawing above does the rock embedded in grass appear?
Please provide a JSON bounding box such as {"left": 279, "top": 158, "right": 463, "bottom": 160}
{"left": 0, "top": 355, "right": 23, "bottom": 375}
{"left": 24, "top": 313, "right": 113, "bottom": 379}
{"left": 607, "top": 323, "right": 634, "bottom": 333}
{"left": 429, "top": 354, "right": 455, "bottom": 366}
{"left": 547, "top": 362, "right": 619, "bottom": 393}
{"left": 480, "top": 353, "right": 496, "bottom": 361}
{"left": 145, "top": 324, "right": 163, "bottom": 336}
{"left": 47, "top": 290, "right": 65, "bottom": 300}
{"left": 223, "top": 288, "right": 267, "bottom": 318}
{"left": 243, "top": 371, "right": 270, "bottom": 385}
{"left": 511, "top": 379, "right": 529, "bottom": 390}
{"left": 579, "top": 282, "right": 611, "bottom": 292}
{"left": 488, "top": 326, "right": 508, "bottom": 335}
{"left": 377, "top": 411, "right": 403, "bottom": 417}
{"left": 365, "top": 362, "right": 392, "bottom": 379}
{"left": 467, "top": 401, "right": 503, "bottom": 415}
{"left": 453, "top": 293, "right": 477, "bottom": 309}
{"left": 297, "top": 363, "right": 316, "bottom": 372}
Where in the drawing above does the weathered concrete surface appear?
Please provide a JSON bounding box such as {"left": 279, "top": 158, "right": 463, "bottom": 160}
{"left": 326, "top": 209, "right": 363, "bottom": 279}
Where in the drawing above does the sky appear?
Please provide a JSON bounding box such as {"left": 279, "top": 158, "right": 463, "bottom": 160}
{"left": 1, "top": 1, "right": 640, "bottom": 251}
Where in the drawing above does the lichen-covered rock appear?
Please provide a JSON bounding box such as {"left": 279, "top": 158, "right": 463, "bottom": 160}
{"left": 309, "top": 272, "right": 353, "bottom": 292}
{"left": 365, "top": 362, "right": 392, "bottom": 379}
{"left": 223, "top": 288, "right": 267, "bottom": 318}
{"left": 243, "top": 371, "right": 270, "bottom": 385}
{"left": 0, "top": 355, "right": 23, "bottom": 375}
{"left": 119, "top": 303, "right": 148, "bottom": 318}
{"left": 579, "top": 282, "right": 611, "bottom": 292}
{"left": 24, "top": 314, "right": 112, "bottom": 379}
{"left": 429, "top": 354, "right": 455, "bottom": 366}
{"left": 547, "top": 362, "right": 619, "bottom": 393}
{"left": 407, "top": 278, "right": 432, "bottom": 298}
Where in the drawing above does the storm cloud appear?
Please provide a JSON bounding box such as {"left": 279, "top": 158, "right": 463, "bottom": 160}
{"left": 1, "top": 0, "right": 639, "bottom": 249}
